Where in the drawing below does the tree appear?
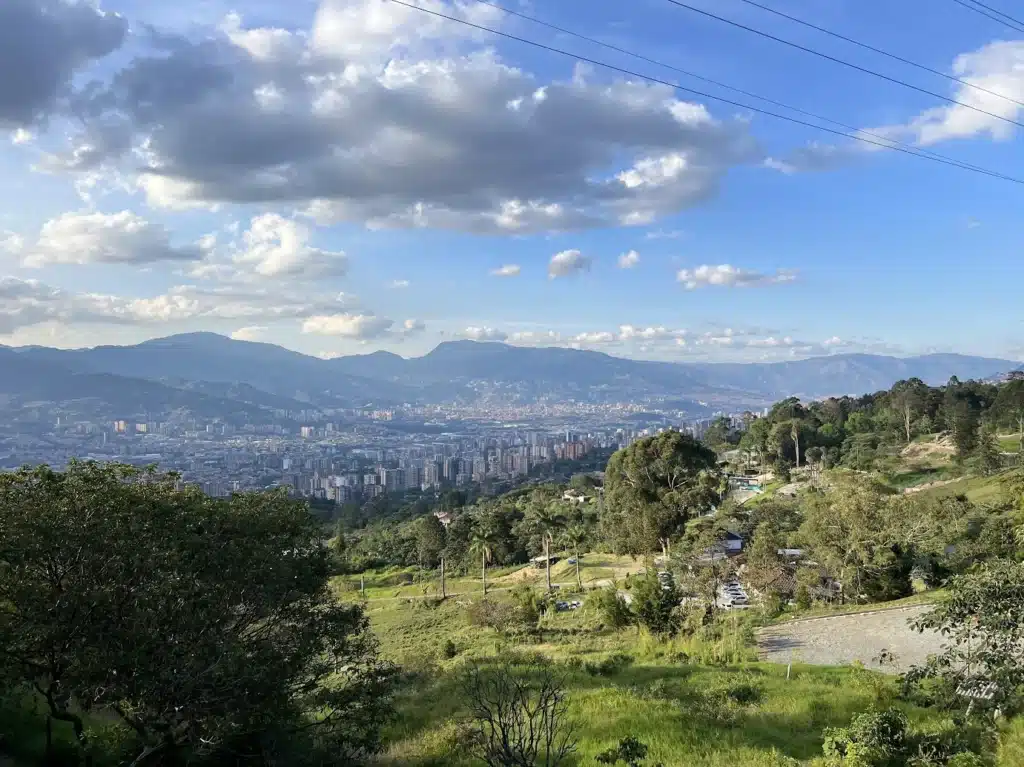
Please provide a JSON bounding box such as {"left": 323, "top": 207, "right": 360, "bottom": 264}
{"left": 890, "top": 378, "right": 927, "bottom": 444}
{"left": 907, "top": 560, "right": 1024, "bottom": 713}
{"left": 463, "top": 662, "right": 577, "bottom": 767}
{"left": 630, "top": 570, "right": 681, "bottom": 635}
{"left": 745, "top": 523, "right": 789, "bottom": 600}
{"left": 562, "top": 524, "right": 589, "bottom": 590}
{"left": 799, "top": 479, "right": 914, "bottom": 602}
{"left": 972, "top": 425, "right": 1002, "bottom": 477}
{"left": 603, "top": 432, "right": 722, "bottom": 557}
{"left": 469, "top": 522, "right": 499, "bottom": 595}
{"left": 995, "top": 378, "right": 1024, "bottom": 453}
{"left": 0, "top": 462, "right": 394, "bottom": 766}
{"left": 416, "top": 513, "right": 446, "bottom": 569}
{"left": 523, "top": 499, "right": 567, "bottom": 592}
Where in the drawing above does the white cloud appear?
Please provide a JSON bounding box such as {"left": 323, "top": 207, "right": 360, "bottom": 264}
{"left": 619, "top": 325, "right": 686, "bottom": 342}
{"left": 390, "top": 279, "right": 410, "bottom": 289}
{"left": 0, "top": 276, "right": 357, "bottom": 333}
{"left": 491, "top": 264, "right": 521, "bottom": 278}
{"left": 401, "top": 318, "right": 425, "bottom": 335}
{"left": 302, "top": 312, "right": 394, "bottom": 339}
{"left": 231, "top": 214, "right": 347, "bottom": 280}
{"left": 570, "top": 331, "right": 616, "bottom": 344}
{"left": 617, "top": 250, "right": 640, "bottom": 269}
{"left": 509, "top": 330, "right": 561, "bottom": 345}
{"left": 41, "top": 13, "right": 757, "bottom": 235}
{"left": 462, "top": 326, "right": 508, "bottom": 341}
{"left": 676, "top": 264, "right": 796, "bottom": 290}
{"left": 17, "top": 211, "right": 203, "bottom": 268}
{"left": 645, "top": 229, "right": 684, "bottom": 240}
{"left": 548, "top": 250, "right": 591, "bottom": 279}
{"left": 230, "top": 325, "right": 268, "bottom": 341}
{"left": 10, "top": 128, "right": 33, "bottom": 145}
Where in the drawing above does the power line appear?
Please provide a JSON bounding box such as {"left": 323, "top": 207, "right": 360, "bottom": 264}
{"left": 951, "top": 0, "right": 1024, "bottom": 32}
{"left": 465, "top": 0, "right": 1011, "bottom": 178}
{"left": 659, "top": 0, "right": 1024, "bottom": 131}
{"left": 385, "top": 0, "right": 1024, "bottom": 186}
{"left": 731, "top": 0, "right": 1024, "bottom": 109}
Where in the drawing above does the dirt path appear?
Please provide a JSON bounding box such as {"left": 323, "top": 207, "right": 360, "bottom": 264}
{"left": 757, "top": 605, "right": 946, "bottom": 674}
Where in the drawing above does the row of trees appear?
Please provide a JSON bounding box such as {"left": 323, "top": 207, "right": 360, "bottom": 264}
{"left": 0, "top": 462, "right": 392, "bottom": 766}
{"left": 717, "top": 374, "right": 1024, "bottom": 474}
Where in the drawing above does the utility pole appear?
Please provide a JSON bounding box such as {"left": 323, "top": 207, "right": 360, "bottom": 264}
{"left": 440, "top": 557, "right": 447, "bottom": 599}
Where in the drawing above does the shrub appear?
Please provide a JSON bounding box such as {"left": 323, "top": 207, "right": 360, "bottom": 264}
{"left": 596, "top": 736, "right": 663, "bottom": 766}
{"left": 823, "top": 708, "right": 909, "bottom": 765}
{"left": 591, "top": 586, "right": 634, "bottom": 629}
{"left": 467, "top": 599, "right": 537, "bottom": 635}
{"left": 442, "top": 639, "right": 459, "bottom": 659}
{"left": 725, "top": 680, "right": 765, "bottom": 706}
{"left": 462, "top": 662, "right": 577, "bottom": 767}
{"left": 583, "top": 653, "right": 634, "bottom": 677}
{"left": 631, "top": 572, "right": 681, "bottom": 636}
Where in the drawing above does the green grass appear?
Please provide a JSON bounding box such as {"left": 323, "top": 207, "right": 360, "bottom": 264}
{"left": 917, "top": 472, "right": 1010, "bottom": 505}
{"left": 999, "top": 436, "right": 1022, "bottom": 454}
{"left": 376, "top": 656, "right": 953, "bottom": 767}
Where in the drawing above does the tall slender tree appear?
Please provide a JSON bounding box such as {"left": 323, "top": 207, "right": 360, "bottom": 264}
{"left": 469, "top": 524, "right": 498, "bottom": 596}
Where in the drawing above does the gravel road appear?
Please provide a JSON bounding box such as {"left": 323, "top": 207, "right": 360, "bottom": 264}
{"left": 757, "top": 606, "right": 947, "bottom": 674}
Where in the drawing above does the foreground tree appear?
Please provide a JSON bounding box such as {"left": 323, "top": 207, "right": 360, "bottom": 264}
{"left": 907, "top": 559, "right": 1024, "bottom": 714}
{"left": 0, "top": 462, "right": 393, "bottom": 766}
{"left": 603, "top": 432, "right": 722, "bottom": 556}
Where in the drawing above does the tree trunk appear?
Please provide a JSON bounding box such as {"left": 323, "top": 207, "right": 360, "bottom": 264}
{"left": 575, "top": 545, "right": 582, "bottom": 590}
{"left": 545, "top": 536, "right": 552, "bottom": 591}
{"left": 793, "top": 426, "right": 801, "bottom": 468}
{"left": 1018, "top": 414, "right": 1023, "bottom": 454}
{"left": 482, "top": 552, "right": 487, "bottom": 596}
{"left": 904, "top": 406, "right": 913, "bottom": 444}
{"left": 440, "top": 556, "right": 446, "bottom": 599}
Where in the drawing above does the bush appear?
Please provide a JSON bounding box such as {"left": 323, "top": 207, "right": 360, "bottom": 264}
{"left": 631, "top": 572, "right": 681, "bottom": 636}
{"left": 442, "top": 639, "right": 458, "bottom": 659}
{"left": 582, "top": 653, "right": 634, "bottom": 677}
{"left": 591, "top": 585, "right": 635, "bottom": 629}
{"left": 823, "top": 708, "right": 909, "bottom": 766}
{"left": 725, "top": 680, "right": 765, "bottom": 706}
{"left": 462, "top": 662, "right": 577, "bottom": 767}
{"left": 466, "top": 599, "right": 537, "bottom": 635}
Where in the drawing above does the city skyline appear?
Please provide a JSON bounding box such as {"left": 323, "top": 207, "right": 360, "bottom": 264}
{"left": 1, "top": 0, "right": 1022, "bottom": 362}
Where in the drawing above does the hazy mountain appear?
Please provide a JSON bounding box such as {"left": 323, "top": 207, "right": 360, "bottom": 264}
{"left": 12, "top": 332, "right": 416, "bottom": 406}
{"left": 0, "top": 348, "right": 274, "bottom": 422}
{"left": 690, "top": 353, "right": 1016, "bottom": 401}
{"left": 8, "top": 335, "right": 1017, "bottom": 411}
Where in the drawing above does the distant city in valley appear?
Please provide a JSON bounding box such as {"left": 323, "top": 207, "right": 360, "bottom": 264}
{"left": 1, "top": 331, "right": 1017, "bottom": 499}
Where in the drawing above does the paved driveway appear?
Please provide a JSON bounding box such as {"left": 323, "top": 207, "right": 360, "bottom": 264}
{"left": 757, "top": 606, "right": 947, "bottom": 674}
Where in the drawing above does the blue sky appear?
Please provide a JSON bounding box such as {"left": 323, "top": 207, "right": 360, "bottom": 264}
{"left": 0, "top": 0, "right": 1022, "bottom": 362}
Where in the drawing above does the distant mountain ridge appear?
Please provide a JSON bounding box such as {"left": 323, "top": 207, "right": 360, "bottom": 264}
{"left": 6, "top": 334, "right": 1018, "bottom": 413}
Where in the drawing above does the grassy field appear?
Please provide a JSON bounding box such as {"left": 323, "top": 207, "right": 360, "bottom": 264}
{"left": 916, "top": 472, "right": 1009, "bottom": 505}
{"left": 333, "top": 555, "right": 646, "bottom": 602}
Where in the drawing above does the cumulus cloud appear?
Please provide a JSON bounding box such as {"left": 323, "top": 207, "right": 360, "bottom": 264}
{"left": 37, "top": 9, "right": 757, "bottom": 235}
{"left": 0, "top": 276, "right": 356, "bottom": 333}
{"left": 767, "top": 41, "right": 1024, "bottom": 173}
{"left": 230, "top": 325, "right": 268, "bottom": 341}
{"left": 16, "top": 211, "right": 204, "bottom": 268}
{"left": 676, "top": 264, "right": 796, "bottom": 290}
{"left": 230, "top": 214, "right": 347, "bottom": 280}
{"left": 302, "top": 312, "right": 394, "bottom": 339}
{"left": 0, "top": 0, "right": 126, "bottom": 127}
{"left": 390, "top": 279, "right": 410, "bottom": 289}
{"left": 548, "top": 250, "right": 591, "bottom": 279}
{"left": 491, "top": 264, "right": 521, "bottom": 278}
{"left": 462, "top": 326, "right": 508, "bottom": 341}
{"left": 401, "top": 318, "right": 426, "bottom": 334}
{"left": 617, "top": 250, "right": 640, "bottom": 269}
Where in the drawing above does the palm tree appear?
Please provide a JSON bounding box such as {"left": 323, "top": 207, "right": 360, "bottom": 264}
{"left": 530, "top": 504, "right": 566, "bottom": 591}
{"left": 562, "top": 524, "right": 589, "bottom": 591}
{"left": 468, "top": 526, "right": 497, "bottom": 596}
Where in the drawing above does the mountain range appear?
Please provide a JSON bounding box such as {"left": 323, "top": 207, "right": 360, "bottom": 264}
{"left": 2, "top": 333, "right": 1018, "bottom": 418}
